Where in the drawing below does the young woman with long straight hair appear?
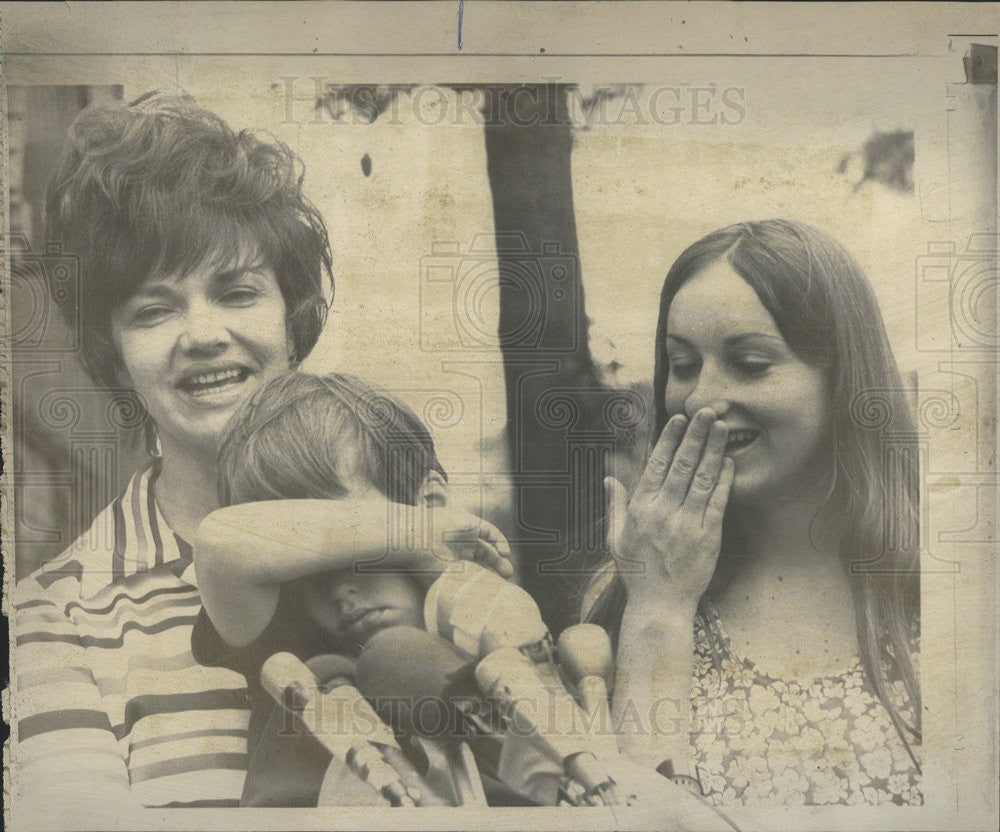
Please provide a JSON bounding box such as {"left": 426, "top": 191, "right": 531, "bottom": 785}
{"left": 585, "top": 220, "right": 921, "bottom": 807}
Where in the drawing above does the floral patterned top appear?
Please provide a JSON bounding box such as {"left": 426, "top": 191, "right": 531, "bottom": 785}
{"left": 689, "top": 603, "right": 921, "bottom": 807}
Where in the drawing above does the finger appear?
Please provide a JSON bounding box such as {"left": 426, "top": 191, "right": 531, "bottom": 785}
{"left": 633, "top": 414, "right": 688, "bottom": 500}
{"left": 443, "top": 534, "right": 509, "bottom": 578}
{"left": 477, "top": 517, "right": 512, "bottom": 561}
{"left": 441, "top": 523, "right": 514, "bottom": 578}
{"left": 682, "top": 419, "right": 729, "bottom": 511}
{"left": 705, "top": 457, "right": 735, "bottom": 526}
{"left": 471, "top": 517, "right": 514, "bottom": 577}
{"left": 474, "top": 539, "right": 514, "bottom": 578}
{"left": 662, "top": 408, "right": 716, "bottom": 503}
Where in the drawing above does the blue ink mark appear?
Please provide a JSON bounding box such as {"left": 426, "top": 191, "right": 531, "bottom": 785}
{"left": 458, "top": 0, "right": 464, "bottom": 51}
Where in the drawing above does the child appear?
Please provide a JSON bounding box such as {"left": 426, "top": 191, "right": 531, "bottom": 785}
{"left": 192, "top": 371, "right": 510, "bottom": 806}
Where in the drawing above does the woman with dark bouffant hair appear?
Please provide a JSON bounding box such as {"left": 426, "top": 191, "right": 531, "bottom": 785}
{"left": 13, "top": 93, "right": 507, "bottom": 814}
{"left": 15, "top": 92, "right": 336, "bottom": 812}
{"left": 585, "top": 220, "right": 920, "bottom": 807}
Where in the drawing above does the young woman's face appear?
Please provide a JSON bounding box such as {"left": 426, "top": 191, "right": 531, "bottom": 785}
{"left": 663, "top": 260, "right": 831, "bottom": 505}
{"left": 111, "top": 249, "right": 292, "bottom": 455}
{"left": 302, "top": 570, "right": 426, "bottom": 649}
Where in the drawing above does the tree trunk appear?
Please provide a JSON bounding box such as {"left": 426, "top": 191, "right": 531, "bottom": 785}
{"left": 482, "top": 84, "right": 609, "bottom": 634}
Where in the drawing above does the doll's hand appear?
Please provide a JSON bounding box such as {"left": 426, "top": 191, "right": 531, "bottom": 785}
{"left": 607, "top": 408, "right": 733, "bottom": 615}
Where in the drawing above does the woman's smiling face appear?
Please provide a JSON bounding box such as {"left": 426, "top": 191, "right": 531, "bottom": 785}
{"left": 663, "top": 259, "right": 831, "bottom": 506}
{"left": 111, "top": 247, "right": 292, "bottom": 456}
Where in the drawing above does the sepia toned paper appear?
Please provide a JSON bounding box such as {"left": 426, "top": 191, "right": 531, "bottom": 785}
{"left": 2, "top": 2, "right": 997, "bottom": 830}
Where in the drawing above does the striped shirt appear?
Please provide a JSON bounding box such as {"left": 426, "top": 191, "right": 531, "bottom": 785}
{"left": 11, "top": 459, "right": 252, "bottom": 810}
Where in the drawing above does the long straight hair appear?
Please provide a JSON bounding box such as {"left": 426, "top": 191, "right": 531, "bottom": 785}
{"left": 585, "top": 220, "right": 920, "bottom": 752}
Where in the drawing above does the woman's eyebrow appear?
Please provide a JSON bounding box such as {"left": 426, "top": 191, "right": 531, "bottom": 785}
{"left": 666, "top": 333, "right": 786, "bottom": 349}
{"left": 212, "top": 263, "right": 267, "bottom": 286}
{"left": 725, "top": 333, "right": 786, "bottom": 347}
{"left": 128, "top": 282, "right": 177, "bottom": 301}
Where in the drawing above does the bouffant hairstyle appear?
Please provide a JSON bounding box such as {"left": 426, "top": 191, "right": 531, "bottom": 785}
{"left": 45, "top": 91, "right": 334, "bottom": 390}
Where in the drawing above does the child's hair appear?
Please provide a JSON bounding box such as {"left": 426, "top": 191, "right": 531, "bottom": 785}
{"left": 218, "top": 371, "right": 446, "bottom": 508}
{"left": 585, "top": 220, "right": 920, "bottom": 751}
{"left": 45, "top": 90, "right": 334, "bottom": 390}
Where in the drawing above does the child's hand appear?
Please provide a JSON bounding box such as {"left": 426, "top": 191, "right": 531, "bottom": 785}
{"left": 414, "top": 505, "right": 514, "bottom": 579}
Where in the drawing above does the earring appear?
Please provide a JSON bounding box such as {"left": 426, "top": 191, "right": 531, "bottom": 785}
{"left": 145, "top": 421, "right": 162, "bottom": 458}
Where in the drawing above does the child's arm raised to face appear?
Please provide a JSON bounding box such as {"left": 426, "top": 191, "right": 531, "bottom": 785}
{"left": 195, "top": 497, "right": 512, "bottom": 647}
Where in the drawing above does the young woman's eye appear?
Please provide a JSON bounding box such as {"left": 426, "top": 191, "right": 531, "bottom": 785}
{"left": 733, "top": 358, "right": 773, "bottom": 377}
{"left": 668, "top": 359, "right": 700, "bottom": 380}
